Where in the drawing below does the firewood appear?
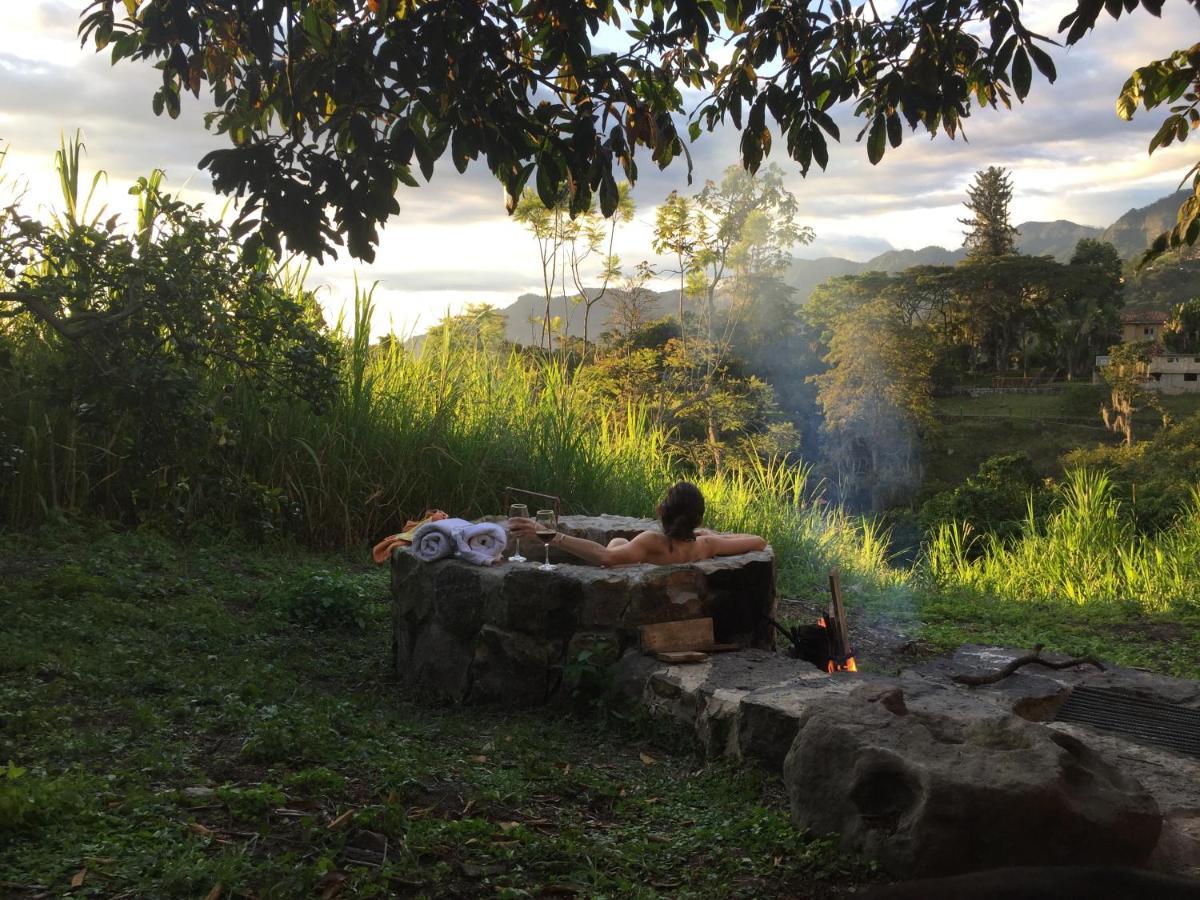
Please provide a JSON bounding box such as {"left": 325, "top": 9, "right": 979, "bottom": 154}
{"left": 639, "top": 618, "right": 714, "bottom": 654}
{"left": 952, "top": 644, "right": 1106, "bottom": 686}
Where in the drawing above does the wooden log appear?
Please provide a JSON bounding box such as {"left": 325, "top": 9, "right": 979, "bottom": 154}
{"left": 654, "top": 651, "right": 710, "bottom": 664}
{"left": 639, "top": 618, "right": 714, "bottom": 654}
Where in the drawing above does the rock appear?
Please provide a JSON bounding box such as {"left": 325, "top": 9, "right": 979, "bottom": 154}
{"left": 783, "top": 691, "right": 1163, "bottom": 876}
{"left": 470, "top": 625, "right": 564, "bottom": 705}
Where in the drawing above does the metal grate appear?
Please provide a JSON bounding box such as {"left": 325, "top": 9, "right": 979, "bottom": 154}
{"left": 1054, "top": 685, "right": 1200, "bottom": 759}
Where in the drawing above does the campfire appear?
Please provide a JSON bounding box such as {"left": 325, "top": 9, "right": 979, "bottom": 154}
{"left": 771, "top": 569, "right": 858, "bottom": 673}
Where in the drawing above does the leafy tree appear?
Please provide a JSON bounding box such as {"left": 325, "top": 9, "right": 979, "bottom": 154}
{"left": 651, "top": 192, "right": 696, "bottom": 346}
{"left": 812, "top": 295, "right": 937, "bottom": 510}
{"left": 512, "top": 188, "right": 567, "bottom": 353}
{"left": 1099, "top": 341, "right": 1164, "bottom": 446}
{"left": 81, "top": 1, "right": 1200, "bottom": 262}
{"left": 919, "top": 453, "right": 1050, "bottom": 547}
{"left": 566, "top": 184, "right": 633, "bottom": 355}
{"left": 1, "top": 139, "right": 340, "bottom": 524}
{"left": 960, "top": 166, "right": 1018, "bottom": 260}
{"left": 1048, "top": 239, "right": 1124, "bottom": 378}
{"left": 1165, "top": 297, "right": 1200, "bottom": 351}
{"left": 607, "top": 261, "right": 658, "bottom": 347}
{"left": 424, "top": 303, "right": 507, "bottom": 353}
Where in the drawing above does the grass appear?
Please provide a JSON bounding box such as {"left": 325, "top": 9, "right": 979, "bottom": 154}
{"left": 926, "top": 386, "right": 1200, "bottom": 493}
{"left": 0, "top": 525, "right": 868, "bottom": 899}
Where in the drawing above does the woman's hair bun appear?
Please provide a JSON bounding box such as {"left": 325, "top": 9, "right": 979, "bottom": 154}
{"left": 658, "top": 481, "right": 704, "bottom": 542}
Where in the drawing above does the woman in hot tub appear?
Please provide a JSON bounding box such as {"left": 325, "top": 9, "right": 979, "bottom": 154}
{"left": 506, "top": 481, "right": 767, "bottom": 567}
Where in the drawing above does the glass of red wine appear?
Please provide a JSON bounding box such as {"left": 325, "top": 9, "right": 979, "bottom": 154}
{"left": 534, "top": 509, "right": 558, "bottom": 571}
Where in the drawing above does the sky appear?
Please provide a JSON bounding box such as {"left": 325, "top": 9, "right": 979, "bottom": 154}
{"left": 2, "top": 1, "right": 1197, "bottom": 335}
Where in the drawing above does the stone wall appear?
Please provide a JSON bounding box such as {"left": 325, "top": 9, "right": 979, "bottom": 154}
{"left": 391, "top": 515, "right": 776, "bottom": 705}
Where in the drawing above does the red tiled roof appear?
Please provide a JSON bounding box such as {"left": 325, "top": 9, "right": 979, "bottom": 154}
{"left": 1120, "top": 310, "right": 1170, "bottom": 324}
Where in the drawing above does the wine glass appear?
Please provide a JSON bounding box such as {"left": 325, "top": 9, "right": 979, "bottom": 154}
{"left": 534, "top": 509, "right": 558, "bottom": 571}
{"left": 507, "top": 503, "right": 529, "bottom": 562}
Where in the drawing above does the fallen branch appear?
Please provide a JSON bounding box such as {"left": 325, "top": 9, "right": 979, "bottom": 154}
{"left": 952, "top": 644, "right": 1106, "bottom": 686}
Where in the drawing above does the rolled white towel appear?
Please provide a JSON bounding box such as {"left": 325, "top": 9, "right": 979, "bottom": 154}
{"left": 454, "top": 521, "right": 508, "bottom": 566}
{"left": 410, "top": 517, "right": 471, "bottom": 562}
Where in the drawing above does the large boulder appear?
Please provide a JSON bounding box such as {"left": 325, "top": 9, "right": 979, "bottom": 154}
{"left": 783, "top": 688, "right": 1162, "bottom": 876}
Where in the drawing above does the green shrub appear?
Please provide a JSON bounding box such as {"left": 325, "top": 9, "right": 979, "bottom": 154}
{"left": 270, "top": 571, "right": 379, "bottom": 630}
{"left": 919, "top": 453, "right": 1051, "bottom": 545}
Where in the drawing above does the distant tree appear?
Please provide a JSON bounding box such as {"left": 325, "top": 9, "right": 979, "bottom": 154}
{"left": 959, "top": 166, "right": 1019, "bottom": 259}
{"left": 1100, "top": 341, "right": 1163, "bottom": 446}
{"left": 812, "top": 295, "right": 937, "bottom": 509}
{"left": 566, "top": 184, "right": 633, "bottom": 356}
{"left": 691, "top": 165, "right": 812, "bottom": 343}
{"left": 651, "top": 192, "right": 696, "bottom": 347}
{"left": 1049, "top": 239, "right": 1124, "bottom": 379}
{"left": 512, "top": 188, "right": 567, "bottom": 353}
{"left": 425, "top": 303, "right": 507, "bottom": 354}
{"left": 609, "top": 262, "right": 658, "bottom": 347}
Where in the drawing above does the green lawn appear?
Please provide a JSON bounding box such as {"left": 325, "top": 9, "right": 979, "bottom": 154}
{"left": 0, "top": 526, "right": 865, "bottom": 899}
{"left": 925, "top": 386, "right": 1200, "bottom": 494}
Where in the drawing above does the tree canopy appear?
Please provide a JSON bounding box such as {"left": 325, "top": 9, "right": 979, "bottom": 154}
{"left": 79, "top": 0, "right": 1200, "bottom": 262}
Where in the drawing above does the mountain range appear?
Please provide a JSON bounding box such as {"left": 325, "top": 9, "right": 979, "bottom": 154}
{"left": 493, "top": 190, "right": 1191, "bottom": 343}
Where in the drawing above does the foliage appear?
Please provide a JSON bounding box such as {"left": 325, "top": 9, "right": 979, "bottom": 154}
{"left": 270, "top": 570, "right": 380, "bottom": 630}
{"left": 919, "top": 453, "right": 1050, "bottom": 546}
{"left": 1165, "top": 297, "right": 1200, "bottom": 351}
{"left": 811, "top": 293, "right": 937, "bottom": 510}
{"left": 1115, "top": 41, "right": 1200, "bottom": 264}
{"left": 925, "top": 469, "right": 1200, "bottom": 614}
{"left": 423, "top": 302, "right": 509, "bottom": 354}
{"left": 959, "top": 166, "right": 1018, "bottom": 259}
{"left": 0, "top": 139, "right": 341, "bottom": 529}
{"left": 1099, "top": 340, "right": 1164, "bottom": 446}
{"left": 1064, "top": 409, "right": 1200, "bottom": 532}
{"left": 83, "top": 1, "right": 1200, "bottom": 262}
{"left": 1047, "top": 240, "right": 1125, "bottom": 379}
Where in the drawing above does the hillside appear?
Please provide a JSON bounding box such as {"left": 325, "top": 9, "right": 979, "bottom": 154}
{"left": 498, "top": 287, "right": 680, "bottom": 343}
{"left": 1098, "top": 190, "right": 1193, "bottom": 259}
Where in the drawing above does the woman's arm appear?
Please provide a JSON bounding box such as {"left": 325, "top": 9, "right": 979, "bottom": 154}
{"left": 699, "top": 533, "right": 768, "bottom": 557}
{"left": 506, "top": 518, "right": 649, "bottom": 567}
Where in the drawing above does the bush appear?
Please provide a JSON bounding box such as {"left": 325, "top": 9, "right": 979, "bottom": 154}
{"left": 271, "top": 571, "right": 380, "bottom": 630}
{"left": 919, "top": 453, "right": 1050, "bottom": 545}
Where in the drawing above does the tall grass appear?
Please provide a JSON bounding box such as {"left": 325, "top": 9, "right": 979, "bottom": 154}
{"left": 925, "top": 469, "right": 1200, "bottom": 614}
{"left": 1, "top": 277, "right": 900, "bottom": 596}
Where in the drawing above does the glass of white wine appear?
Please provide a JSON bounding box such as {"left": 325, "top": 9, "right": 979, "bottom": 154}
{"left": 535, "top": 509, "right": 558, "bottom": 571}
{"left": 508, "top": 503, "right": 529, "bottom": 562}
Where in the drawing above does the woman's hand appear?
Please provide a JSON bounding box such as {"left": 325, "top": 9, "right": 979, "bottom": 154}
{"left": 506, "top": 517, "right": 538, "bottom": 539}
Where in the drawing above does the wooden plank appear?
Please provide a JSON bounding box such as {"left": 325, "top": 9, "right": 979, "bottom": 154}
{"left": 655, "top": 651, "right": 710, "bottom": 664}
{"left": 639, "top": 618, "right": 714, "bottom": 654}
{"left": 827, "top": 568, "right": 852, "bottom": 662}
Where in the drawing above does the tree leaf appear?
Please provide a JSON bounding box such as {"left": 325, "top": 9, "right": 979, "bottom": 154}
{"left": 1012, "top": 47, "right": 1032, "bottom": 100}
{"left": 866, "top": 114, "right": 886, "bottom": 165}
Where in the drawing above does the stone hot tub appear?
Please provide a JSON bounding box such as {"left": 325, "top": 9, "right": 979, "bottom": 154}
{"left": 390, "top": 515, "right": 776, "bottom": 705}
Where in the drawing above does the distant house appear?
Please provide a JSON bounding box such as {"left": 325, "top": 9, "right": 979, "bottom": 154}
{"left": 1120, "top": 310, "right": 1169, "bottom": 344}
{"left": 1147, "top": 353, "right": 1200, "bottom": 394}
{"left": 1094, "top": 350, "right": 1200, "bottom": 394}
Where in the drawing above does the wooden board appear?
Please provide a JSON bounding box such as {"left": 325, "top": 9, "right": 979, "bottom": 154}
{"left": 639, "top": 618, "right": 714, "bottom": 654}
{"left": 655, "top": 651, "right": 710, "bottom": 664}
